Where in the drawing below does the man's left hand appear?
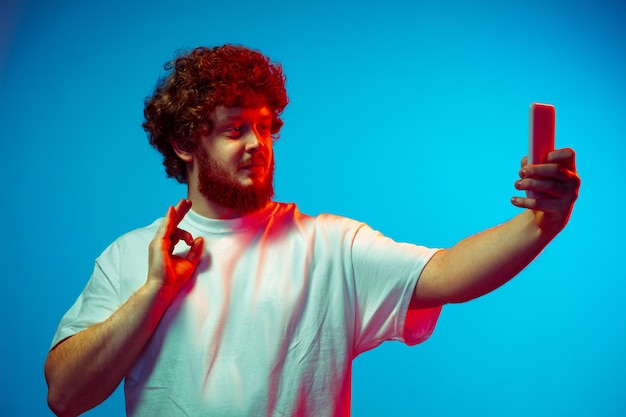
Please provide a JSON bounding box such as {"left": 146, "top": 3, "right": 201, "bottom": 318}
{"left": 512, "top": 148, "right": 581, "bottom": 236}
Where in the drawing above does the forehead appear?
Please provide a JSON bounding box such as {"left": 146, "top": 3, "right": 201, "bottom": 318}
{"left": 210, "top": 105, "right": 272, "bottom": 124}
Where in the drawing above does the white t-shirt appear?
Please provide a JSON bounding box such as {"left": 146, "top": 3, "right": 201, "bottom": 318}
{"left": 51, "top": 202, "right": 441, "bottom": 416}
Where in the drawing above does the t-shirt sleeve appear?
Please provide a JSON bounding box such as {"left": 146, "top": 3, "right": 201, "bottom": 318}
{"left": 350, "top": 224, "right": 442, "bottom": 356}
{"left": 49, "top": 242, "right": 123, "bottom": 349}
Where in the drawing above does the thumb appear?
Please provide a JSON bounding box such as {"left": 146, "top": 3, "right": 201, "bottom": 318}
{"left": 185, "top": 237, "right": 204, "bottom": 267}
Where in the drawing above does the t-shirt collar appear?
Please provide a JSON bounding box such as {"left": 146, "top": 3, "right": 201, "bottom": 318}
{"left": 183, "top": 202, "right": 278, "bottom": 234}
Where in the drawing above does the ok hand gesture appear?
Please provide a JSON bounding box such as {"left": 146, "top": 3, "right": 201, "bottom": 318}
{"left": 147, "top": 199, "right": 204, "bottom": 303}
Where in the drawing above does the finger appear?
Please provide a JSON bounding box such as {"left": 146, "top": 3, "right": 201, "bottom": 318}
{"left": 520, "top": 155, "right": 529, "bottom": 169}
{"left": 521, "top": 169, "right": 580, "bottom": 202}
{"left": 524, "top": 149, "right": 576, "bottom": 176}
{"left": 157, "top": 204, "right": 194, "bottom": 252}
{"left": 150, "top": 207, "right": 177, "bottom": 260}
{"left": 185, "top": 237, "right": 204, "bottom": 267}
{"left": 545, "top": 148, "right": 576, "bottom": 171}
{"left": 521, "top": 162, "right": 575, "bottom": 182}
{"left": 171, "top": 228, "right": 194, "bottom": 248}
{"left": 160, "top": 206, "right": 177, "bottom": 240}
{"left": 515, "top": 177, "right": 574, "bottom": 199}
{"left": 173, "top": 199, "right": 192, "bottom": 227}
{"left": 511, "top": 196, "right": 568, "bottom": 213}
{"left": 154, "top": 207, "right": 178, "bottom": 256}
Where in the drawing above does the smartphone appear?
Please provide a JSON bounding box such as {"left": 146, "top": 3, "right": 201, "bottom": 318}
{"left": 528, "top": 102, "right": 555, "bottom": 198}
{"left": 529, "top": 102, "right": 555, "bottom": 164}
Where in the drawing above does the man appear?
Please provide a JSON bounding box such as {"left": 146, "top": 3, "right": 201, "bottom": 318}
{"left": 44, "top": 44, "right": 580, "bottom": 417}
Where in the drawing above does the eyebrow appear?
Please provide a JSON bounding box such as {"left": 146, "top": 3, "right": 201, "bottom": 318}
{"left": 222, "top": 114, "right": 272, "bottom": 122}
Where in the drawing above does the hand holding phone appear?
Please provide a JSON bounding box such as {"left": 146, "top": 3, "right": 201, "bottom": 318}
{"left": 528, "top": 103, "right": 555, "bottom": 198}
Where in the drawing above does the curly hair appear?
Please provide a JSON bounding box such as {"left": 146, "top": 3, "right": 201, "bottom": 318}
{"left": 143, "top": 44, "right": 289, "bottom": 183}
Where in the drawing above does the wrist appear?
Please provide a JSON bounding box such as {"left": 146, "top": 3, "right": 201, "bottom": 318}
{"left": 523, "top": 209, "right": 559, "bottom": 245}
{"left": 142, "top": 278, "right": 177, "bottom": 315}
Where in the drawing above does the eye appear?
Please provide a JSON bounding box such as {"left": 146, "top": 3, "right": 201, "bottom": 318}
{"left": 257, "top": 122, "right": 272, "bottom": 138}
{"left": 225, "top": 125, "right": 243, "bottom": 139}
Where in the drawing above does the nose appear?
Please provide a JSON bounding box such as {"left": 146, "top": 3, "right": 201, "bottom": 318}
{"left": 244, "top": 128, "right": 264, "bottom": 153}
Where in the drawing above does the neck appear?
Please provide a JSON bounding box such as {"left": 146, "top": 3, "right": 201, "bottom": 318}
{"left": 186, "top": 186, "right": 237, "bottom": 219}
{"left": 186, "top": 185, "right": 270, "bottom": 219}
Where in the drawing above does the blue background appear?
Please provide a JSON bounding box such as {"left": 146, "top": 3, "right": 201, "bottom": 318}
{"left": 1, "top": 0, "right": 625, "bottom": 415}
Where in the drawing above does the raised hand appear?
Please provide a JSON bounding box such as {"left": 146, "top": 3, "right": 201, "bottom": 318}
{"left": 511, "top": 148, "right": 581, "bottom": 236}
{"left": 147, "top": 199, "right": 204, "bottom": 302}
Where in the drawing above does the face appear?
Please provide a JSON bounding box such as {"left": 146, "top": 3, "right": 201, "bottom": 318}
{"left": 195, "top": 104, "right": 275, "bottom": 214}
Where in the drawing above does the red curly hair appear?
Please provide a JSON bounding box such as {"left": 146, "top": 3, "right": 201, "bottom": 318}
{"left": 143, "top": 44, "right": 289, "bottom": 183}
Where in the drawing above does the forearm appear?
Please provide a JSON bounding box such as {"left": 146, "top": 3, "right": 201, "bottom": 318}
{"left": 417, "top": 210, "right": 556, "bottom": 307}
{"left": 45, "top": 281, "right": 171, "bottom": 417}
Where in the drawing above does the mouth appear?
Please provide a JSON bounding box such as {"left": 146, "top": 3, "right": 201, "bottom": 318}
{"left": 239, "top": 158, "right": 267, "bottom": 170}
{"left": 238, "top": 160, "right": 267, "bottom": 179}
{"left": 240, "top": 163, "right": 262, "bottom": 172}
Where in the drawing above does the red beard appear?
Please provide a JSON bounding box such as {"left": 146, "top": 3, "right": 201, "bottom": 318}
{"left": 196, "top": 150, "right": 274, "bottom": 214}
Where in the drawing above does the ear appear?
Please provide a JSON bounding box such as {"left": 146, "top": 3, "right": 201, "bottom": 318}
{"left": 171, "top": 138, "right": 194, "bottom": 163}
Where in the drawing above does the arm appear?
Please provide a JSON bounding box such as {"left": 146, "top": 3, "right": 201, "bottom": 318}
{"left": 44, "top": 200, "right": 204, "bottom": 417}
{"left": 412, "top": 148, "right": 580, "bottom": 309}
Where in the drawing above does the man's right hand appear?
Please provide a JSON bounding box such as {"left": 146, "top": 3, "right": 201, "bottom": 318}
{"left": 147, "top": 199, "right": 204, "bottom": 303}
{"left": 46, "top": 200, "right": 204, "bottom": 416}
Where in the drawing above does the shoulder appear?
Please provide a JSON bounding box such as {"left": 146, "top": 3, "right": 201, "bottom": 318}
{"left": 288, "top": 204, "right": 367, "bottom": 247}
{"left": 96, "top": 218, "right": 162, "bottom": 262}
{"left": 315, "top": 213, "right": 365, "bottom": 238}
{"left": 274, "top": 201, "right": 361, "bottom": 226}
